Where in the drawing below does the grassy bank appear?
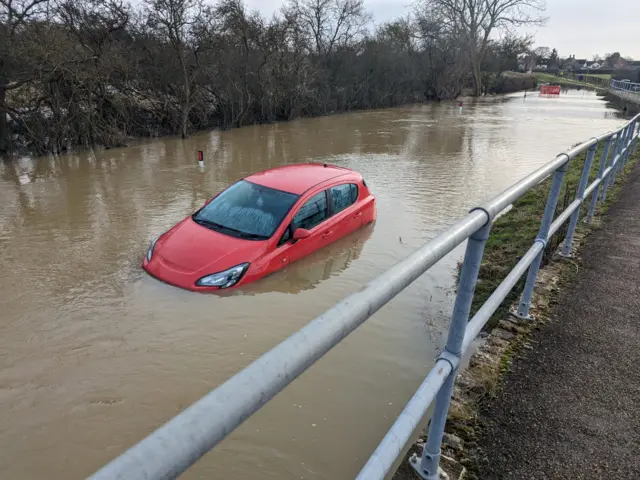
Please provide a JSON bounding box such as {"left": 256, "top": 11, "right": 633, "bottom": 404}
{"left": 471, "top": 138, "right": 632, "bottom": 330}
{"left": 534, "top": 72, "right": 595, "bottom": 88}
{"left": 581, "top": 73, "right": 612, "bottom": 80}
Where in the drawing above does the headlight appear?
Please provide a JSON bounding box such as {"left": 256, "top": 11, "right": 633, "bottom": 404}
{"left": 146, "top": 237, "right": 158, "bottom": 262}
{"left": 196, "top": 263, "right": 249, "bottom": 288}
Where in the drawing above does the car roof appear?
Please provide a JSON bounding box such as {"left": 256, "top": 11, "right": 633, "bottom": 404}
{"left": 246, "top": 163, "right": 355, "bottom": 195}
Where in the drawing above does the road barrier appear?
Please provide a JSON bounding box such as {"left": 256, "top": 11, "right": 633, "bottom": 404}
{"left": 92, "top": 113, "right": 640, "bottom": 480}
{"left": 540, "top": 85, "right": 561, "bottom": 95}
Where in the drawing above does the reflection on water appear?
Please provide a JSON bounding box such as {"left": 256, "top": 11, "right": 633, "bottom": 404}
{"left": 0, "top": 90, "right": 624, "bottom": 480}
{"left": 239, "top": 224, "right": 374, "bottom": 296}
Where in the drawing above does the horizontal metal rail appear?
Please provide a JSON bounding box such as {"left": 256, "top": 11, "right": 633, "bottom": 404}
{"left": 92, "top": 113, "right": 640, "bottom": 480}
{"left": 610, "top": 78, "right": 640, "bottom": 93}
{"left": 610, "top": 79, "right": 640, "bottom": 106}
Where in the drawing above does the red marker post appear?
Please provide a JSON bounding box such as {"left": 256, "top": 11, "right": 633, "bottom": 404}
{"left": 198, "top": 150, "right": 204, "bottom": 169}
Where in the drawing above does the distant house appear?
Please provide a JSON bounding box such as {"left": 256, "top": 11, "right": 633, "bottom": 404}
{"left": 628, "top": 60, "right": 640, "bottom": 69}
{"left": 581, "top": 60, "right": 601, "bottom": 69}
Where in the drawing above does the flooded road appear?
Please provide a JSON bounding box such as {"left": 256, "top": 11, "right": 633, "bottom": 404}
{"left": 0, "top": 90, "right": 624, "bottom": 479}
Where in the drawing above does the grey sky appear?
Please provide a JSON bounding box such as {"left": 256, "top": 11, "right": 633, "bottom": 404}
{"left": 530, "top": 0, "right": 640, "bottom": 60}
{"left": 243, "top": 0, "right": 640, "bottom": 60}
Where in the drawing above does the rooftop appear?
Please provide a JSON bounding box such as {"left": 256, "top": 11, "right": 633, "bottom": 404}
{"left": 246, "top": 163, "right": 352, "bottom": 195}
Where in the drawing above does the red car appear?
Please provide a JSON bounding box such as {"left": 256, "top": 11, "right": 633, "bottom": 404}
{"left": 143, "top": 163, "right": 376, "bottom": 291}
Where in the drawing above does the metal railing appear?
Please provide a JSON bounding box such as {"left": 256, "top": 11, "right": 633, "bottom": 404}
{"left": 610, "top": 79, "right": 640, "bottom": 106}
{"left": 566, "top": 72, "right": 609, "bottom": 87}
{"left": 611, "top": 78, "right": 640, "bottom": 93}
{"left": 92, "top": 114, "right": 640, "bottom": 480}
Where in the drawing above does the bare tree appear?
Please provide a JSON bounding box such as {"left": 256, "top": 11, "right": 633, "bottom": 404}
{"left": 144, "top": 0, "right": 204, "bottom": 138}
{"left": 417, "top": 0, "right": 546, "bottom": 96}
{"left": 284, "top": 0, "right": 371, "bottom": 57}
{"left": 1, "top": 0, "right": 52, "bottom": 153}
{"left": 376, "top": 16, "right": 416, "bottom": 54}
{"left": 481, "top": 35, "right": 533, "bottom": 94}
{"left": 533, "top": 46, "right": 551, "bottom": 62}
{"left": 55, "top": 0, "right": 131, "bottom": 146}
{"left": 415, "top": 15, "right": 469, "bottom": 99}
{"left": 3, "top": 0, "right": 485, "bottom": 157}
{"left": 484, "top": 35, "right": 531, "bottom": 73}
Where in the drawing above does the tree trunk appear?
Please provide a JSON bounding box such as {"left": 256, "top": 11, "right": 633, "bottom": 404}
{"left": 180, "top": 79, "right": 190, "bottom": 139}
{"left": 180, "top": 53, "right": 190, "bottom": 139}
{"left": 472, "top": 63, "right": 482, "bottom": 97}
{"left": 180, "top": 99, "right": 189, "bottom": 139}
{"left": 0, "top": 85, "right": 8, "bottom": 154}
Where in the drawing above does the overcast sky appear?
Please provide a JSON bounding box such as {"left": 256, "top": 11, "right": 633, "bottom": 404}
{"left": 243, "top": 0, "right": 640, "bottom": 60}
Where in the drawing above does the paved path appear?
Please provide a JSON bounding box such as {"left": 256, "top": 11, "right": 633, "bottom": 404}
{"left": 476, "top": 162, "right": 640, "bottom": 479}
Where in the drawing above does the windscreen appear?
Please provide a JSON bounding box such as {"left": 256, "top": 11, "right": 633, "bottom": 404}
{"left": 193, "top": 180, "right": 299, "bottom": 240}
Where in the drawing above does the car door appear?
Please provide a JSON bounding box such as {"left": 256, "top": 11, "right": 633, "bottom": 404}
{"left": 269, "top": 190, "right": 331, "bottom": 271}
{"left": 327, "top": 183, "right": 362, "bottom": 239}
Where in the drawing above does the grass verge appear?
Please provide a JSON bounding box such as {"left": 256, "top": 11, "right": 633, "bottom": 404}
{"left": 471, "top": 137, "right": 637, "bottom": 330}
{"left": 582, "top": 73, "right": 612, "bottom": 80}
{"left": 534, "top": 72, "right": 595, "bottom": 88}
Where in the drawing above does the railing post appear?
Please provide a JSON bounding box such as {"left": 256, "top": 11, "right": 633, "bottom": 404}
{"left": 410, "top": 212, "right": 491, "bottom": 480}
{"left": 615, "top": 127, "right": 627, "bottom": 174}
{"left": 624, "top": 121, "right": 637, "bottom": 166}
{"left": 512, "top": 159, "right": 568, "bottom": 320}
{"left": 632, "top": 122, "right": 639, "bottom": 157}
{"left": 625, "top": 121, "right": 636, "bottom": 165}
{"left": 586, "top": 136, "right": 613, "bottom": 223}
{"left": 613, "top": 125, "right": 631, "bottom": 182}
{"left": 560, "top": 144, "right": 597, "bottom": 256}
{"left": 600, "top": 130, "right": 622, "bottom": 205}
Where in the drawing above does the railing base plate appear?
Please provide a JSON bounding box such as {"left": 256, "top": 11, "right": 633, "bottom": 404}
{"left": 509, "top": 306, "right": 534, "bottom": 322}
{"left": 409, "top": 454, "right": 449, "bottom": 480}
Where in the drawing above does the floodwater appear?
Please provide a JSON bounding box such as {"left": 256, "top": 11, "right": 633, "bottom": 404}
{"left": 0, "top": 90, "right": 624, "bottom": 479}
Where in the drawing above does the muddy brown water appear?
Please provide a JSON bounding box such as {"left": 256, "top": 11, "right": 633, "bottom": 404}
{"left": 0, "top": 91, "right": 624, "bottom": 479}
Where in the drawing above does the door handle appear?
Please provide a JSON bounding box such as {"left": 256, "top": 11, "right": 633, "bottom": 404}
{"left": 353, "top": 212, "right": 363, "bottom": 219}
{"left": 322, "top": 230, "right": 333, "bottom": 238}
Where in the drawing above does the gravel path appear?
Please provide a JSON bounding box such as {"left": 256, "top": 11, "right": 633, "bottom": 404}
{"left": 475, "top": 162, "right": 640, "bottom": 479}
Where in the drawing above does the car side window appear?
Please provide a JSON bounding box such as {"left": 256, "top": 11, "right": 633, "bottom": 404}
{"left": 330, "top": 184, "right": 358, "bottom": 215}
{"left": 293, "top": 192, "right": 328, "bottom": 230}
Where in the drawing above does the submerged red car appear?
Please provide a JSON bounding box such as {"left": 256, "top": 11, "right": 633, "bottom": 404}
{"left": 143, "top": 163, "right": 376, "bottom": 291}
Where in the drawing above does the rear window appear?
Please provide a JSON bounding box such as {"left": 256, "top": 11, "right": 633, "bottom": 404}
{"left": 330, "top": 184, "right": 358, "bottom": 214}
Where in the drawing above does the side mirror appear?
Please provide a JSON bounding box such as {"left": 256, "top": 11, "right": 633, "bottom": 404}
{"left": 293, "top": 228, "right": 311, "bottom": 241}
